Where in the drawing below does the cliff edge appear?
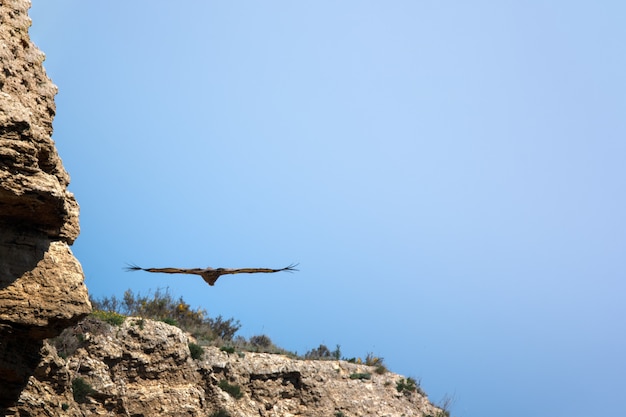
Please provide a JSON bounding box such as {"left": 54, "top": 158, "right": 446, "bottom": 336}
{"left": 15, "top": 317, "right": 446, "bottom": 417}
{"left": 0, "top": 0, "right": 91, "bottom": 409}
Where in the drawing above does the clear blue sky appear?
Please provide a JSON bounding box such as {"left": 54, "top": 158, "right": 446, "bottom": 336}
{"left": 29, "top": 2, "right": 625, "bottom": 416}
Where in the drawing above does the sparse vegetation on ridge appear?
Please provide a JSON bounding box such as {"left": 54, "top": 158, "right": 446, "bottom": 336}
{"left": 85, "top": 289, "right": 402, "bottom": 368}
{"left": 220, "top": 346, "right": 236, "bottom": 354}
{"left": 90, "top": 288, "right": 242, "bottom": 344}
{"left": 396, "top": 377, "right": 425, "bottom": 396}
{"left": 89, "top": 289, "right": 294, "bottom": 356}
{"left": 69, "top": 289, "right": 454, "bottom": 415}
{"left": 304, "top": 343, "right": 341, "bottom": 360}
{"left": 91, "top": 309, "right": 125, "bottom": 326}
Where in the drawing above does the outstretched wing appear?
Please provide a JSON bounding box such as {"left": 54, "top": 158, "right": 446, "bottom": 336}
{"left": 125, "top": 263, "right": 298, "bottom": 286}
{"left": 217, "top": 263, "right": 299, "bottom": 276}
{"left": 124, "top": 264, "right": 208, "bottom": 276}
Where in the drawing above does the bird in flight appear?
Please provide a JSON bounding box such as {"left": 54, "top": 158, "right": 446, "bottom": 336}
{"left": 125, "top": 263, "right": 298, "bottom": 286}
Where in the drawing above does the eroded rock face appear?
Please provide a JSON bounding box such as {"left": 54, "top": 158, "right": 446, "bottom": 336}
{"left": 15, "top": 318, "right": 445, "bottom": 417}
{"left": 0, "top": 0, "right": 91, "bottom": 408}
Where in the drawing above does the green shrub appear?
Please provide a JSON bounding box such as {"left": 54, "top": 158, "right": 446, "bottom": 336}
{"left": 364, "top": 353, "right": 388, "bottom": 374}
{"left": 304, "top": 344, "right": 331, "bottom": 359}
{"left": 218, "top": 379, "right": 243, "bottom": 399}
{"left": 249, "top": 334, "right": 272, "bottom": 349}
{"left": 396, "top": 377, "right": 421, "bottom": 394}
{"left": 304, "top": 344, "right": 340, "bottom": 360}
{"left": 349, "top": 372, "right": 371, "bottom": 380}
{"left": 189, "top": 342, "right": 204, "bottom": 360}
{"left": 72, "top": 377, "right": 95, "bottom": 403}
{"left": 208, "top": 315, "right": 241, "bottom": 341}
{"left": 160, "top": 317, "right": 178, "bottom": 326}
{"left": 226, "top": 335, "right": 296, "bottom": 356}
{"left": 91, "top": 310, "right": 126, "bottom": 326}
{"left": 374, "top": 365, "right": 388, "bottom": 374}
{"left": 220, "top": 346, "right": 235, "bottom": 354}
{"left": 61, "top": 403, "right": 69, "bottom": 411}
{"left": 333, "top": 344, "right": 342, "bottom": 359}
{"left": 364, "top": 353, "right": 383, "bottom": 366}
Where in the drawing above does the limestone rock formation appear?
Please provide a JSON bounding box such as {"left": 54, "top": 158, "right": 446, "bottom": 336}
{"left": 14, "top": 317, "right": 445, "bottom": 417}
{"left": 0, "top": 0, "right": 91, "bottom": 408}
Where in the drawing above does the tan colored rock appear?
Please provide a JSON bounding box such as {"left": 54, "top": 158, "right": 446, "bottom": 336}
{"left": 0, "top": 238, "right": 89, "bottom": 335}
{"left": 14, "top": 317, "right": 445, "bottom": 417}
{"left": 0, "top": 0, "right": 79, "bottom": 241}
{"left": 205, "top": 348, "right": 441, "bottom": 417}
{"left": 65, "top": 318, "right": 206, "bottom": 416}
{"left": 0, "top": 0, "right": 90, "bottom": 409}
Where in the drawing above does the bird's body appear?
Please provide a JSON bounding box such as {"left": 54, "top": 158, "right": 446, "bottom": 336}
{"left": 125, "top": 263, "right": 298, "bottom": 286}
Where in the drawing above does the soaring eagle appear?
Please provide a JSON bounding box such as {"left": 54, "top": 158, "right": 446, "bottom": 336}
{"left": 125, "top": 263, "right": 298, "bottom": 286}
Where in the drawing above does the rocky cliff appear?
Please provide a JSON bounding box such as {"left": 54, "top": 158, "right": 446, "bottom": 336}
{"left": 14, "top": 317, "right": 445, "bottom": 417}
{"left": 0, "top": 0, "right": 91, "bottom": 409}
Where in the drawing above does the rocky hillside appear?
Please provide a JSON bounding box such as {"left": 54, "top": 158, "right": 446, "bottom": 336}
{"left": 14, "top": 316, "right": 445, "bottom": 417}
